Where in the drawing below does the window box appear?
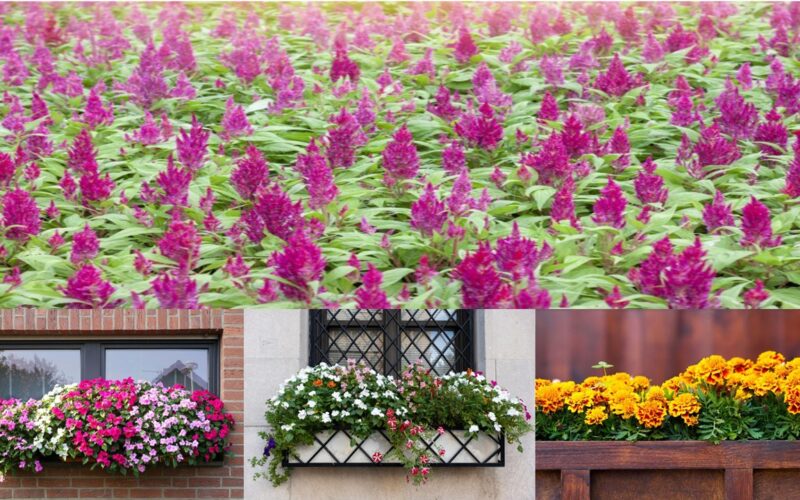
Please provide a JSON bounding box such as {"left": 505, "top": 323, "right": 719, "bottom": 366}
{"left": 285, "top": 429, "right": 504, "bottom": 467}
{"left": 536, "top": 441, "right": 800, "bottom": 500}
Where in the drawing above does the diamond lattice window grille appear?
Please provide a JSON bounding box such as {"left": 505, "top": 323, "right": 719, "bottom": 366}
{"left": 309, "top": 310, "right": 475, "bottom": 376}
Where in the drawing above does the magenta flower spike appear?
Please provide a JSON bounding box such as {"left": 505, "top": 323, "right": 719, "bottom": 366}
{"left": 326, "top": 108, "right": 366, "bottom": 169}
{"left": 70, "top": 224, "right": 99, "bottom": 264}
{"left": 295, "top": 140, "right": 338, "bottom": 210}
{"left": 494, "top": 222, "right": 551, "bottom": 281}
{"left": 591, "top": 177, "right": 627, "bottom": 229}
{"left": 452, "top": 27, "right": 478, "bottom": 64}
{"left": 354, "top": 263, "right": 391, "bottom": 308}
{"left": 454, "top": 102, "right": 503, "bottom": 150}
{"left": 634, "top": 157, "right": 668, "bottom": 205}
{"left": 740, "top": 196, "right": 781, "bottom": 248}
{"left": 382, "top": 124, "right": 419, "bottom": 187}
{"left": 2, "top": 188, "right": 41, "bottom": 243}
{"left": 271, "top": 232, "right": 326, "bottom": 303}
{"left": 60, "top": 264, "right": 120, "bottom": 309}
{"left": 176, "top": 115, "right": 210, "bottom": 172}
{"left": 231, "top": 145, "right": 269, "bottom": 200}
{"left": 220, "top": 97, "right": 253, "bottom": 140}
{"left": 410, "top": 183, "right": 447, "bottom": 237}
{"left": 593, "top": 52, "right": 643, "bottom": 97}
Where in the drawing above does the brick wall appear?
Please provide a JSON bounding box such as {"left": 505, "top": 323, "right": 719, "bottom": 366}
{"left": 0, "top": 309, "right": 244, "bottom": 499}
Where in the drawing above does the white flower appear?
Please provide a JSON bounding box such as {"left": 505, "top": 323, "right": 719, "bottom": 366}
{"left": 468, "top": 425, "right": 479, "bottom": 433}
{"left": 298, "top": 410, "right": 307, "bottom": 420}
{"left": 488, "top": 412, "right": 496, "bottom": 422}
{"left": 507, "top": 408, "right": 520, "bottom": 417}
{"left": 322, "top": 412, "right": 331, "bottom": 424}
{"left": 494, "top": 423, "right": 502, "bottom": 432}
{"left": 307, "top": 400, "right": 317, "bottom": 408}
{"left": 370, "top": 408, "right": 382, "bottom": 417}
{"left": 331, "top": 410, "right": 340, "bottom": 417}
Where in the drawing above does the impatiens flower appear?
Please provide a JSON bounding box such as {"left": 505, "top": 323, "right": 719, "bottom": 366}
{"left": 382, "top": 125, "right": 419, "bottom": 187}
{"left": 60, "top": 264, "right": 120, "bottom": 309}
{"left": 354, "top": 263, "right": 391, "bottom": 308}
{"left": 591, "top": 177, "right": 627, "bottom": 229}
{"left": 176, "top": 115, "right": 209, "bottom": 172}
{"left": 295, "top": 140, "right": 338, "bottom": 210}
{"left": 634, "top": 157, "right": 668, "bottom": 205}
{"left": 454, "top": 242, "right": 513, "bottom": 308}
{"left": 220, "top": 97, "right": 253, "bottom": 140}
{"left": 743, "top": 280, "right": 769, "bottom": 309}
{"left": 70, "top": 224, "right": 99, "bottom": 264}
{"left": 326, "top": 108, "right": 366, "bottom": 169}
{"left": 2, "top": 188, "right": 40, "bottom": 242}
{"left": 271, "top": 232, "right": 326, "bottom": 303}
{"left": 452, "top": 27, "right": 478, "bottom": 64}
{"left": 740, "top": 196, "right": 781, "bottom": 248}
{"left": 410, "top": 183, "right": 447, "bottom": 237}
{"left": 231, "top": 145, "right": 269, "bottom": 200}
{"left": 454, "top": 102, "right": 503, "bottom": 150}
{"left": 594, "top": 52, "right": 643, "bottom": 97}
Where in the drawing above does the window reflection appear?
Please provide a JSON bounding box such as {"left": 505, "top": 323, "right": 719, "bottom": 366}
{"left": 0, "top": 350, "right": 81, "bottom": 400}
{"left": 105, "top": 349, "right": 210, "bottom": 391}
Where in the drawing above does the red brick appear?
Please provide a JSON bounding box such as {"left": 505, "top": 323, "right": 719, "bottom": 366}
{"left": 78, "top": 489, "right": 114, "bottom": 498}
{"left": 13, "top": 490, "right": 47, "bottom": 499}
{"left": 126, "top": 489, "right": 162, "bottom": 498}
{"left": 197, "top": 489, "right": 229, "bottom": 499}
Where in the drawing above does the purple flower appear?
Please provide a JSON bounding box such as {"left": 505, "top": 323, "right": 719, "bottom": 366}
{"left": 155, "top": 155, "right": 191, "bottom": 207}
{"left": 452, "top": 27, "right": 478, "bottom": 64}
{"left": 634, "top": 157, "right": 668, "bottom": 205}
{"left": 743, "top": 280, "right": 769, "bottom": 309}
{"left": 326, "top": 108, "right": 366, "bottom": 169}
{"left": 253, "top": 184, "right": 305, "bottom": 241}
{"left": 2, "top": 188, "right": 40, "bottom": 242}
{"left": 223, "top": 253, "right": 251, "bottom": 280}
{"left": 176, "top": 115, "right": 210, "bottom": 172}
{"left": 702, "top": 191, "right": 735, "bottom": 233}
{"left": 538, "top": 91, "right": 559, "bottom": 122}
{"left": 68, "top": 129, "right": 98, "bottom": 175}
{"left": 271, "top": 232, "right": 326, "bottom": 303}
{"left": 129, "top": 111, "right": 163, "bottom": 145}
{"left": 354, "top": 263, "right": 391, "bottom": 308}
{"left": 453, "top": 242, "right": 513, "bottom": 308}
{"left": 670, "top": 93, "right": 697, "bottom": 127}
{"left": 382, "top": 124, "right": 419, "bottom": 187}
{"left": 593, "top": 52, "right": 643, "bottom": 97}
{"left": 454, "top": 102, "right": 503, "bottom": 150}
{"left": 330, "top": 42, "right": 360, "bottom": 83}
{"left": 494, "top": 222, "right": 551, "bottom": 280}
{"left": 151, "top": 271, "right": 200, "bottom": 309}
{"left": 740, "top": 196, "right": 781, "bottom": 248}
{"left": 220, "top": 97, "right": 253, "bottom": 140}
{"left": 70, "top": 224, "right": 99, "bottom": 264}
{"left": 539, "top": 55, "right": 564, "bottom": 86}
{"left": 442, "top": 140, "right": 466, "bottom": 176}
{"left": 60, "top": 264, "right": 120, "bottom": 309}
{"left": 79, "top": 171, "right": 115, "bottom": 203}
{"left": 410, "top": 183, "right": 447, "bottom": 237}
{"left": 714, "top": 79, "right": 758, "bottom": 139}
{"left": 158, "top": 218, "right": 201, "bottom": 270}
{"left": 520, "top": 133, "right": 571, "bottom": 187}
{"left": 472, "top": 63, "right": 512, "bottom": 107}
{"left": 231, "top": 145, "right": 269, "bottom": 200}
{"left": 642, "top": 32, "right": 664, "bottom": 63}
{"left": 295, "top": 140, "right": 338, "bottom": 210}
{"left": 121, "top": 42, "right": 169, "bottom": 109}
{"left": 591, "top": 177, "right": 627, "bottom": 229}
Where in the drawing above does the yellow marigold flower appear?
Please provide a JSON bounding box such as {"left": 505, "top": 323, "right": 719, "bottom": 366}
{"left": 786, "top": 358, "right": 800, "bottom": 371}
{"left": 582, "top": 376, "right": 601, "bottom": 388}
{"left": 755, "top": 351, "right": 785, "bottom": 371}
{"left": 631, "top": 375, "right": 650, "bottom": 391}
{"left": 535, "top": 385, "right": 564, "bottom": 414}
{"left": 635, "top": 400, "right": 667, "bottom": 429}
{"left": 695, "top": 355, "right": 731, "bottom": 386}
{"left": 646, "top": 386, "right": 666, "bottom": 403}
{"left": 727, "top": 357, "right": 751, "bottom": 373}
{"left": 567, "top": 389, "right": 596, "bottom": 413}
{"left": 682, "top": 415, "right": 699, "bottom": 426}
{"left": 609, "top": 393, "right": 638, "bottom": 419}
{"left": 584, "top": 406, "right": 608, "bottom": 426}
{"left": 661, "top": 376, "right": 685, "bottom": 394}
{"left": 668, "top": 393, "right": 701, "bottom": 418}
{"left": 535, "top": 378, "right": 552, "bottom": 390}
{"left": 754, "top": 372, "right": 781, "bottom": 397}
{"left": 785, "top": 383, "right": 800, "bottom": 415}
{"left": 735, "top": 387, "right": 752, "bottom": 401}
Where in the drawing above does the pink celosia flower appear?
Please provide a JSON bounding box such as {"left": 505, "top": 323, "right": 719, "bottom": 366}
{"left": 60, "top": 264, "right": 120, "bottom": 309}
{"left": 151, "top": 271, "right": 200, "bottom": 309}
{"left": 785, "top": 156, "right": 800, "bottom": 198}
{"left": 326, "top": 108, "right": 366, "bottom": 169}
{"left": 591, "top": 177, "right": 627, "bottom": 229}
{"left": 220, "top": 97, "right": 253, "bottom": 140}
{"left": 223, "top": 253, "right": 250, "bottom": 280}
{"left": 354, "top": 263, "right": 391, "bottom": 308}
{"left": 295, "top": 140, "right": 338, "bottom": 210}
{"left": 410, "top": 183, "right": 447, "bottom": 237}
{"left": 155, "top": 155, "right": 191, "bottom": 207}
{"left": 158, "top": 218, "right": 201, "bottom": 270}
{"left": 634, "top": 157, "right": 668, "bottom": 205}
{"left": 740, "top": 196, "right": 781, "bottom": 248}
{"left": 454, "top": 242, "right": 513, "bottom": 308}
{"left": 133, "top": 249, "right": 152, "bottom": 275}
{"left": 415, "top": 255, "right": 438, "bottom": 285}
{"left": 560, "top": 114, "right": 596, "bottom": 158}
{"left": 520, "top": 133, "right": 571, "bottom": 187}
{"left": 231, "top": 145, "right": 269, "bottom": 200}
{"left": 82, "top": 85, "right": 114, "bottom": 128}
{"left": 407, "top": 48, "right": 436, "bottom": 78}
{"left": 176, "top": 115, "right": 209, "bottom": 172}
{"left": 594, "top": 53, "right": 643, "bottom": 97}
{"left": 714, "top": 79, "right": 758, "bottom": 139}
{"left": 513, "top": 281, "right": 551, "bottom": 309}
{"left": 257, "top": 279, "right": 278, "bottom": 303}
{"left": 330, "top": 41, "right": 360, "bottom": 83}
{"left": 743, "top": 280, "right": 769, "bottom": 309}
{"left": 454, "top": 102, "right": 503, "bottom": 150}
{"left": 70, "top": 224, "right": 99, "bottom": 264}
{"left": 539, "top": 55, "right": 563, "bottom": 86}
{"left": 79, "top": 171, "right": 115, "bottom": 203}
{"left": 442, "top": 140, "right": 466, "bottom": 176}
{"left": 603, "top": 286, "right": 629, "bottom": 309}
{"left": 605, "top": 126, "right": 630, "bottom": 171}
{"left": 252, "top": 184, "right": 305, "bottom": 241}
{"left": 642, "top": 32, "right": 664, "bottom": 63}
{"left": 615, "top": 7, "right": 640, "bottom": 42}
{"left": 693, "top": 123, "right": 741, "bottom": 169}
{"left": 452, "top": 27, "right": 478, "bottom": 64}
{"left": 754, "top": 108, "right": 788, "bottom": 158}
{"left": 702, "top": 191, "right": 735, "bottom": 233}
{"left": 2, "top": 266, "right": 21, "bottom": 287}
{"left": 129, "top": 111, "right": 162, "bottom": 145}
{"left": 737, "top": 62, "right": 753, "bottom": 90}
{"left": 0, "top": 151, "right": 15, "bottom": 186}
{"left": 538, "top": 91, "right": 559, "bottom": 122}
{"left": 472, "top": 63, "right": 511, "bottom": 107}
{"left": 271, "top": 232, "right": 326, "bottom": 303}
{"left": 2, "top": 188, "right": 40, "bottom": 242}
{"left": 382, "top": 125, "right": 419, "bottom": 187}
{"left": 170, "top": 71, "right": 197, "bottom": 100}
{"left": 551, "top": 176, "right": 579, "bottom": 228}
{"left": 121, "top": 42, "right": 169, "bottom": 109}
{"left": 427, "top": 86, "right": 460, "bottom": 122}
{"left": 48, "top": 231, "right": 64, "bottom": 251}
{"left": 494, "top": 222, "right": 551, "bottom": 280}
{"left": 68, "top": 129, "right": 98, "bottom": 175}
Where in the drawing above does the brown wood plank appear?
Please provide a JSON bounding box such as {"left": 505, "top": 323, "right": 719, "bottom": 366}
{"left": 560, "top": 470, "right": 589, "bottom": 500}
{"left": 591, "top": 470, "right": 724, "bottom": 500}
{"left": 725, "top": 469, "right": 753, "bottom": 500}
{"left": 536, "top": 441, "right": 800, "bottom": 470}
{"left": 753, "top": 470, "right": 800, "bottom": 500}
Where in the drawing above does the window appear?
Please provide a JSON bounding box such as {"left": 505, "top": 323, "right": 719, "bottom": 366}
{"left": 309, "top": 310, "right": 475, "bottom": 376}
{"left": 0, "top": 340, "right": 218, "bottom": 399}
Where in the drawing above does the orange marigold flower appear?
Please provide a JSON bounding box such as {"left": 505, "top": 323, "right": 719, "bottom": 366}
{"left": 631, "top": 375, "right": 650, "bottom": 391}
{"left": 327, "top": 381, "right": 337, "bottom": 389}
{"left": 727, "top": 357, "right": 751, "bottom": 373}
{"left": 313, "top": 379, "right": 323, "bottom": 387}
{"left": 645, "top": 386, "right": 666, "bottom": 404}
{"left": 584, "top": 406, "right": 608, "bottom": 426}
{"left": 567, "top": 389, "right": 596, "bottom": 413}
{"left": 635, "top": 400, "right": 666, "bottom": 429}
{"left": 785, "top": 383, "right": 800, "bottom": 414}
{"left": 682, "top": 415, "right": 699, "bottom": 426}
{"left": 754, "top": 372, "right": 780, "bottom": 397}
{"left": 535, "top": 378, "right": 552, "bottom": 390}
{"left": 609, "top": 393, "right": 637, "bottom": 419}
{"left": 536, "top": 384, "right": 564, "bottom": 414}
{"left": 755, "top": 351, "right": 785, "bottom": 372}
{"left": 695, "top": 355, "right": 731, "bottom": 386}
{"left": 668, "top": 393, "right": 701, "bottom": 418}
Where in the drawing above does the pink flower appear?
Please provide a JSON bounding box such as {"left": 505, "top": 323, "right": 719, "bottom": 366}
{"left": 330, "top": 42, "right": 360, "bottom": 83}
{"left": 82, "top": 85, "right": 114, "bottom": 128}
{"left": 354, "top": 264, "right": 391, "bottom": 308}
{"left": 129, "top": 111, "right": 162, "bottom": 145}
{"left": 693, "top": 124, "right": 741, "bottom": 169}
{"left": 452, "top": 27, "right": 478, "bottom": 64}
{"left": 155, "top": 155, "right": 191, "bottom": 207}
{"left": 754, "top": 108, "right": 788, "bottom": 158}
{"left": 410, "top": 183, "right": 447, "bottom": 237}
{"left": 520, "top": 133, "right": 571, "bottom": 187}
{"left": 603, "top": 286, "right": 629, "bottom": 309}
{"left": 2, "top": 188, "right": 40, "bottom": 242}
{"left": 295, "top": 140, "right": 338, "bottom": 210}
{"left": 252, "top": 184, "right": 305, "bottom": 241}
{"left": 151, "top": 271, "right": 200, "bottom": 309}
{"left": 326, "top": 108, "right": 366, "bottom": 169}
{"left": 176, "top": 115, "right": 209, "bottom": 172}
{"left": 453, "top": 242, "right": 513, "bottom": 308}
{"left": 231, "top": 145, "right": 269, "bottom": 200}
{"left": 714, "top": 79, "right": 758, "bottom": 139}
{"left": 68, "top": 129, "right": 99, "bottom": 175}
{"left": 702, "top": 191, "right": 735, "bottom": 233}
{"left": 538, "top": 91, "right": 559, "bottom": 122}
{"left": 737, "top": 62, "right": 752, "bottom": 90}
{"left": 634, "top": 157, "right": 668, "bottom": 205}
{"left": 494, "top": 222, "right": 551, "bottom": 280}
{"left": 223, "top": 253, "right": 250, "bottom": 280}
{"left": 591, "top": 177, "right": 627, "bottom": 229}
{"left": 220, "top": 97, "right": 253, "bottom": 140}
{"left": 454, "top": 102, "right": 503, "bottom": 150}
{"left": 121, "top": 42, "right": 169, "bottom": 109}
{"left": 79, "top": 171, "right": 115, "bottom": 203}
{"left": 271, "top": 232, "right": 326, "bottom": 303}
{"left": 60, "top": 264, "right": 120, "bottom": 309}
{"left": 740, "top": 196, "right": 781, "bottom": 248}
{"left": 0, "top": 152, "right": 15, "bottom": 186}
{"left": 382, "top": 125, "right": 419, "bottom": 187}
{"left": 2, "top": 267, "right": 21, "bottom": 287}
{"left": 743, "top": 280, "right": 769, "bottom": 309}
{"left": 594, "top": 53, "right": 643, "bottom": 97}
{"left": 415, "top": 255, "right": 438, "bottom": 285}
{"left": 539, "top": 55, "right": 563, "bottom": 86}
{"left": 70, "top": 224, "right": 99, "bottom": 264}
{"left": 442, "top": 140, "right": 466, "bottom": 176}
{"left": 551, "top": 176, "right": 579, "bottom": 228}
{"left": 427, "top": 86, "right": 460, "bottom": 122}
{"left": 559, "top": 115, "right": 596, "bottom": 158}
{"left": 605, "top": 127, "right": 630, "bottom": 171}
{"left": 158, "top": 218, "right": 201, "bottom": 270}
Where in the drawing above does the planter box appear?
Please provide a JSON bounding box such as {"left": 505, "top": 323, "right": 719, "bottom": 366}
{"left": 285, "top": 429, "right": 504, "bottom": 467}
{"left": 536, "top": 441, "right": 800, "bottom": 500}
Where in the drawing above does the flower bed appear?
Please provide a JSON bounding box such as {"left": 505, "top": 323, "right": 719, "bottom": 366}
{"left": 1, "top": 3, "right": 800, "bottom": 308}
{"left": 0, "top": 378, "right": 234, "bottom": 480}
{"left": 252, "top": 362, "right": 531, "bottom": 485}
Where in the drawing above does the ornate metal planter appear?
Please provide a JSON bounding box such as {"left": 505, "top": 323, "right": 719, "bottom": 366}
{"left": 285, "top": 429, "right": 504, "bottom": 467}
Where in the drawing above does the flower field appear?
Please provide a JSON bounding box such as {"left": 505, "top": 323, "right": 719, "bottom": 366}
{"left": 535, "top": 351, "right": 800, "bottom": 442}
{"left": 2, "top": 2, "right": 800, "bottom": 308}
{"left": 0, "top": 379, "right": 234, "bottom": 479}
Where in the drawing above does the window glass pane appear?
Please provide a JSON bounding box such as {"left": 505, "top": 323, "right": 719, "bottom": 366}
{"left": 401, "top": 330, "right": 457, "bottom": 375}
{"left": 0, "top": 350, "right": 81, "bottom": 400}
{"left": 328, "top": 309, "right": 383, "bottom": 322}
{"left": 105, "top": 349, "right": 210, "bottom": 392}
{"left": 401, "top": 309, "right": 456, "bottom": 321}
{"left": 326, "top": 330, "right": 385, "bottom": 372}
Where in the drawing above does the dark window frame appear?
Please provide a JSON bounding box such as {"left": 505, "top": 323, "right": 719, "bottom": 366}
{"left": 0, "top": 339, "right": 220, "bottom": 395}
{"left": 309, "top": 310, "right": 476, "bottom": 376}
